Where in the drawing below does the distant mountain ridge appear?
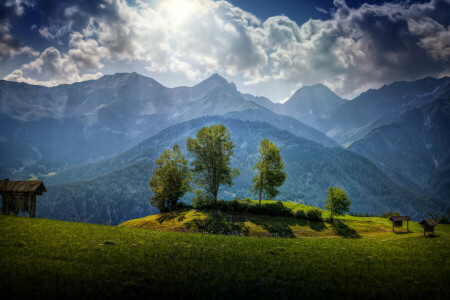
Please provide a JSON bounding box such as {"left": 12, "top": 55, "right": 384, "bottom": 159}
{"left": 0, "top": 72, "right": 336, "bottom": 169}
{"left": 349, "top": 98, "right": 450, "bottom": 199}
{"left": 319, "top": 76, "right": 450, "bottom": 144}
{"left": 245, "top": 83, "right": 348, "bottom": 129}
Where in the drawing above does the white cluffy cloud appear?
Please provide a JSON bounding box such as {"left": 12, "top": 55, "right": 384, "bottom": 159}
{"left": 3, "top": 0, "right": 450, "bottom": 97}
{"left": 0, "top": 0, "right": 38, "bottom": 61}
{"left": 4, "top": 47, "right": 102, "bottom": 86}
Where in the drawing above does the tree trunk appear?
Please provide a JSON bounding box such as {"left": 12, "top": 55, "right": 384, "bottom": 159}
{"left": 259, "top": 171, "right": 263, "bottom": 205}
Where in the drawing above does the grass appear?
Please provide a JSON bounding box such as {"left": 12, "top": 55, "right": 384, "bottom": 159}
{"left": 120, "top": 201, "right": 399, "bottom": 238}
{"left": 1, "top": 209, "right": 449, "bottom": 299}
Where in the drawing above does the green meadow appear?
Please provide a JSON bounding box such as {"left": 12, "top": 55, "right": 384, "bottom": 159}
{"left": 0, "top": 203, "right": 449, "bottom": 299}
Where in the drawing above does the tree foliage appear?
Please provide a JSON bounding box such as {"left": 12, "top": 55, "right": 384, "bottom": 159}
{"left": 324, "top": 186, "right": 351, "bottom": 220}
{"left": 186, "top": 124, "right": 239, "bottom": 203}
{"left": 149, "top": 144, "right": 191, "bottom": 212}
{"left": 252, "top": 139, "right": 287, "bottom": 204}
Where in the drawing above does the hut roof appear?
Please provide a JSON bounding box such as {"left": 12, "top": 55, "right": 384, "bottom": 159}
{"left": 389, "top": 216, "right": 411, "bottom": 221}
{"left": 419, "top": 219, "right": 438, "bottom": 227}
{"left": 0, "top": 179, "right": 47, "bottom": 194}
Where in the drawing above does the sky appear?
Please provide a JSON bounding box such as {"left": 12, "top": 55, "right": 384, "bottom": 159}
{"left": 0, "top": 0, "right": 449, "bottom": 101}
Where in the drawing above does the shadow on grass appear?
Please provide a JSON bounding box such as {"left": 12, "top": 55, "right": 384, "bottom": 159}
{"left": 186, "top": 211, "right": 249, "bottom": 235}
{"left": 249, "top": 217, "right": 327, "bottom": 238}
{"left": 249, "top": 217, "right": 296, "bottom": 238}
{"left": 393, "top": 230, "right": 412, "bottom": 234}
{"left": 425, "top": 234, "right": 439, "bottom": 238}
{"left": 309, "top": 221, "right": 326, "bottom": 232}
{"left": 156, "top": 209, "right": 189, "bottom": 224}
{"left": 331, "top": 220, "right": 361, "bottom": 239}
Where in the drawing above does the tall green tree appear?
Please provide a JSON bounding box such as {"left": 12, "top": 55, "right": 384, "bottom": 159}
{"left": 149, "top": 144, "right": 191, "bottom": 212}
{"left": 324, "top": 187, "right": 352, "bottom": 220}
{"left": 252, "top": 138, "right": 287, "bottom": 204}
{"left": 186, "top": 124, "right": 239, "bottom": 203}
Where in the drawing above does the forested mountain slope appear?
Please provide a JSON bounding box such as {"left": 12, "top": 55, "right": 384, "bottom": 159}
{"left": 35, "top": 117, "right": 442, "bottom": 224}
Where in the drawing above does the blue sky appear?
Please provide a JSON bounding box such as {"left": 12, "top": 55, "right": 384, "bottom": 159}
{"left": 1, "top": 0, "right": 449, "bottom": 101}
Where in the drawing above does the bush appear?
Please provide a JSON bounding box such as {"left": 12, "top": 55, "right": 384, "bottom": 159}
{"left": 294, "top": 209, "right": 306, "bottom": 219}
{"left": 306, "top": 209, "right": 323, "bottom": 221}
{"left": 193, "top": 199, "right": 296, "bottom": 217}
{"left": 247, "top": 201, "right": 292, "bottom": 216}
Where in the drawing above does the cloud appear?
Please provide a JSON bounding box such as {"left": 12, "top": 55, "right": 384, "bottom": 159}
{"left": 316, "top": 7, "right": 329, "bottom": 14}
{"left": 0, "top": 0, "right": 38, "bottom": 61}
{"left": 5, "top": 0, "right": 450, "bottom": 97}
{"left": 262, "top": 0, "right": 450, "bottom": 95}
{"left": 4, "top": 47, "right": 103, "bottom": 86}
{"left": 68, "top": 32, "right": 110, "bottom": 70}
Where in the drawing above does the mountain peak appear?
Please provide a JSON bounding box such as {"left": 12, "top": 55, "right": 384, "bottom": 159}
{"left": 97, "top": 72, "right": 163, "bottom": 88}
{"left": 192, "top": 73, "right": 238, "bottom": 95}
{"left": 292, "top": 83, "right": 333, "bottom": 96}
{"left": 281, "top": 83, "right": 346, "bottom": 121}
{"left": 203, "top": 73, "right": 228, "bottom": 85}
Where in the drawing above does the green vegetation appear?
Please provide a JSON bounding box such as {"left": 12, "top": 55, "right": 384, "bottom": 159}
{"left": 120, "top": 200, "right": 410, "bottom": 238}
{"left": 1, "top": 214, "right": 448, "bottom": 299}
{"left": 325, "top": 187, "right": 352, "bottom": 220}
{"left": 380, "top": 210, "right": 401, "bottom": 218}
{"left": 186, "top": 124, "right": 239, "bottom": 203}
{"left": 149, "top": 144, "right": 191, "bottom": 212}
{"left": 252, "top": 138, "right": 287, "bottom": 204}
{"left": 33, "top": 118, "right": 445, "bottom": 224}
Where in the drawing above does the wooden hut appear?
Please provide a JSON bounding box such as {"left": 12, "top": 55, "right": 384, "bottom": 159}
{"left": 0, "top": 179, "right": 47, "bottom": 218}
{"left": 388, "top": 216, "right": 411, "bottom": 231}
{"left": 419, "top": 219, "right": 438, "bottom": 236}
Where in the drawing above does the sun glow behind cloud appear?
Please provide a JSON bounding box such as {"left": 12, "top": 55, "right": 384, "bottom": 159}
{"left": 159, "top": 0, "right": 197, "bottom": 25}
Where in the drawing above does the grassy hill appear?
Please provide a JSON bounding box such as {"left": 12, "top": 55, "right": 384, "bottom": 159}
{"left": 1, "top": 206, "right": 449, "bottom": 299}
{"left": 120, "top": 201, "right": 393, "bottom": 238}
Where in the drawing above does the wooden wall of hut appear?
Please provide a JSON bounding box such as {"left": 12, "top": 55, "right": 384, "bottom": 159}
{"left": 1, "top": 193, "right": 36, "bottom": 217}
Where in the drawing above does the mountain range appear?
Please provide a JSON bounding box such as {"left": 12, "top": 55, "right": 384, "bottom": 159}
{"left": 0, "top": 72, "right": 336, "bottom": 169}
{"left": 0, "top": 72, "right": 449, "bottom": 223}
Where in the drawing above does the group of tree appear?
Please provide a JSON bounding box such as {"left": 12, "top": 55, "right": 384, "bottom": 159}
{"left": 149, "top": 124, "right": 287, "bottom": 212}
{"left": 149, "top": 124, "right": 352, "bottom": 220}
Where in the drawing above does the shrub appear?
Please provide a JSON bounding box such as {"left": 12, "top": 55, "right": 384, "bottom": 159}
{"left": 194, "top": 199, "right": 296, "bottom": 217}
{"left": 294, "top": 209, "right": 306, "bottom": 219}
{"left": 248, "top": 201, "right": 292, "bottom": 216}
{"left": 306, "top": 209, "right": 323, "bottom": 221}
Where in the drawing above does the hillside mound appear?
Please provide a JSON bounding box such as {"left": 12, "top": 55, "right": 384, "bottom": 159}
{"left": 120, "top": 202, "right": 393, "bottom": 238}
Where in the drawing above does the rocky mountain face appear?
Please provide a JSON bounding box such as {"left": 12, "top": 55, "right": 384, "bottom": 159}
{"left": 281, "top": 84, "right": 347, "bottom": 127}
{"left": 245, "top": 83, "right": 347, "bottom": 129}
{"left": 349, "top": 98, "right": 450, "bottom": 199}
{"left": 319, "top": 76, "right": 450, "bottom": 144}
{"left": 0, "top": 73, "right": 336, "bottom": 169}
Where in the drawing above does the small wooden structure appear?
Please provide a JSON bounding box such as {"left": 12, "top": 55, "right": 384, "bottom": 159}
{"left": 0, "top": 179, "right": 47, "bottom": 218}
{"left": 419, "top": 219, "right": 438, "bottom": 236}
{"left": 389, "top": 216, "right": 411, "bottom": 232}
